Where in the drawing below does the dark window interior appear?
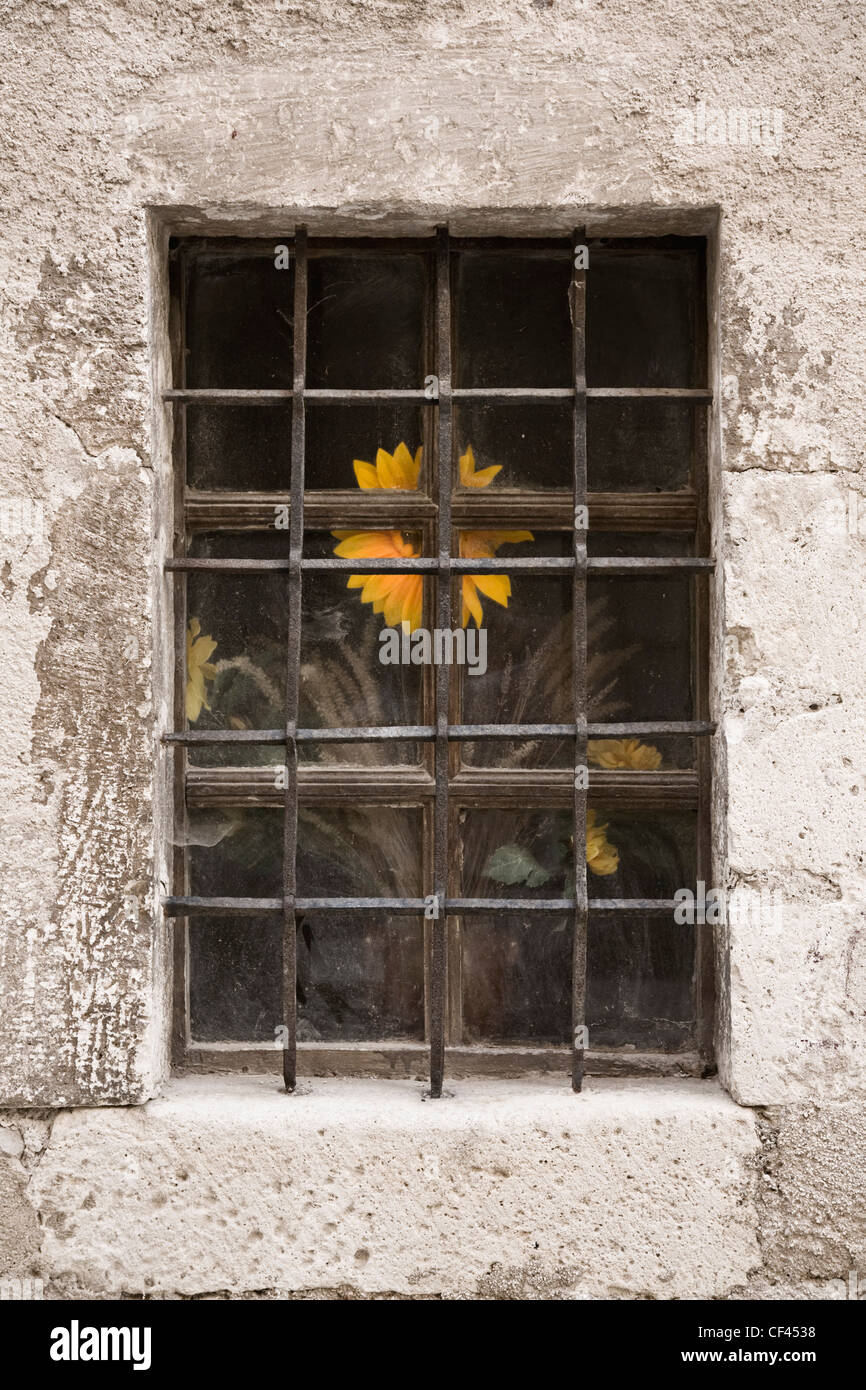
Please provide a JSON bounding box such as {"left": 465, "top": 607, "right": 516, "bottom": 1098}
{"left": 168, "top": 230, "right": 713, "bottom": 1084}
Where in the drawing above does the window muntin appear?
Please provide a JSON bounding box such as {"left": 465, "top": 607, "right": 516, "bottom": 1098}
{"left": 165, "top": 230, "right": 714, "bottom": 1090}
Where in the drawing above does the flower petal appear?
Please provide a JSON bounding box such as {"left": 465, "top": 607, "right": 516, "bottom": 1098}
{"left": 471, "top": 574, "right": 511, "bottom": 607}
{"left": 390, "top": 442, "right": 419, "bottom": 489}
{"left": 404, "top": 576, "right": 424, "bottom": 631}
{"left": 353, "top": 460, "right": 380, "bottom": 490}
{"left": 374, "top": 448, "right": 400, "bottom": 488}
{"left": 334, "top": 531, "right": 399, "bottom": 559}
{"left": 190, "top": 635, "right": 217, "bottom": 665}
{"left": 464, "top": 463, "right": 501, "bottom": 488}
{"left": 462, "top": 576, "right": 484, "bottom": 628}
{"left": 383, "top": 576, "right": 413, "bottom": 626}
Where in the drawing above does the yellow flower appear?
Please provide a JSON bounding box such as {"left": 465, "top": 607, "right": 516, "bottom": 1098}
{"left": 587, "top": 739, "right": 662, "bottom": 771}
{"left": 458, "top": 528, "right": 533, "bottom": 628}
{"left": 353, "top": 442, "right": 422, "bottom": 491}
{"left": 459, "top": 443, "right": 502, "bottom": 489}
{"left": 332, "top": 528, "right": 424, "bottom": 631}
{"left": 334, "top": 443, "right": 533, "bottom": 631}
{"left": 186, "top": 618, "right": 217, "bottom": 723}
{"left": 586, "top": 809, "right": 619, "bottom": 876}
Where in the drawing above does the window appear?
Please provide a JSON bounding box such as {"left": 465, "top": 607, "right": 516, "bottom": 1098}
{"left": 164, "top": 228, "right": 714, "bottom": 1094}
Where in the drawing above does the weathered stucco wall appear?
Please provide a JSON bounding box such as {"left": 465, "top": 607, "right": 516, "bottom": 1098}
{"left": 0, "top": 0, "right": 864, "bottom": 1297}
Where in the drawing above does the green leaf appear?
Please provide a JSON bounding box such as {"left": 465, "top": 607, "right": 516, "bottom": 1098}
{"left": 483, "top": 844, "right": 551, "bottom": 888}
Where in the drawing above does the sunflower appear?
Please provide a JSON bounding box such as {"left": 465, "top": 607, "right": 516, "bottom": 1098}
{"left": 586, "top": 809, "right": 619, "bottom": 876}
{"left": 458, "top": 528, "right": 533, "bottom": 627}
{"left": 587, "top": 738, "right": 662, "bottom": 771}
{"left": 334, "top": 443, "right": 533, "bottom": 631}
{"left": 353, "top": 443, "right": 422, "bottom": 491}
{"left": 332, "top": 528, "right": 423, "bottom": 632}
{"left": 186, "top": 617, "right": 217, "bottom": 722}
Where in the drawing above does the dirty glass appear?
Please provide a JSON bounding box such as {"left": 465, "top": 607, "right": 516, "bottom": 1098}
{"left": 188, "top": 807, "right": 425, "bottom": 1042}
{"left": 179, "top": 236, "right": 706, "bottom": 1060}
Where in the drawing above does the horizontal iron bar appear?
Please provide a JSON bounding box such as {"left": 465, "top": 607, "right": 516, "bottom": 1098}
{"left": 586, "top": 721, "right": 716, "bottom": 736}
{"left": 165, "top": 897, "right": 283, "bottom": 915}
{"left": 305, "top": 389, "right": 430, "bottom": 400}
{"left": 586, "top": 387, "right": 712, "bottom": 399}
{"left": 296, "top": 725, "right": 431, "bottom": 742}
{"left": 164, "top": 720, "right": 717, "bottom": 745}
{"left": 164, "top": 387, "right": 712, "bottom": 403}
{"left": 164, "top": 389, "right": 294, "bottom": 401}
{"left": 164, "top": 895, "right": 683, "bottom": 916}
{"left": 588, "top": 557, "right": 714, "bottom": 573}
{"left": 165, "top": 556, "right": 714, "bottom": 574}
{"left": 164, "top": 728, "right": 286, "bottom": 744}
{"left": 164, "top": 389, "right": 431, "bottom": 402}
{"left": 454, "top": 388, "right": 573, "bottom": 399}
{"left": 166, "top": 558, "right": 292, "bottom": 572}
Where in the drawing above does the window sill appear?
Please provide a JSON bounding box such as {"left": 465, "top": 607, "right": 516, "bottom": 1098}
{"left": 30, "top": 1075, "right": 761, "bottom": 1300}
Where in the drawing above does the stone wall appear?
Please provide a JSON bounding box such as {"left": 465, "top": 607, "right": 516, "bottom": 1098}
{"left": 0, "top": 0, "right": 863, "bottom": 1297}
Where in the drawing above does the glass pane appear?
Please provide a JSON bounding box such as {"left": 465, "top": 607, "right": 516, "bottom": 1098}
{"left": 305, "top": 403, "right": 430, "bottom": 491}
{"left": 586, "top": 245, "right": 702, "bottom": 388}
{"left": 299, "top": 535, "right": 428, "bottom": 763}
{"left": 187, "top": 804, "right": 425, "bottom": 898}
{"left": 458, "top": 809, "right": 697, "bottom": 1047}
{"left": 587, "top": 735, "right": 695, "bottom": 771}
{"left": 186, "top": 252, "right": 293, "bottom": 389}
{"left": 297, "top": 806, "right": 423, "bottom": 898}
{"left": 189, "top": 917, "right": 281, "bottom": 1042}
{"left": 460, "top": 808, "right": 573, "bottom": 901}
{"left": 587, "top": 397, "right": 695, "bottom": 492}
{"left": 188, "top": 807, "right": 282, "bottom": 895}
{"left": 188, "top": 807, "right": 425, "bottom": 1043}
{"left": 588, "top": 533, "right": 694, "bottom": 558}
{"left": 587, "top": 915, "right": 695, "bottom": 1050}
{"left": 458, "top": 553, "right": 573, "bottom": 767}
{"left": 297, "top": 916, "right": 424, "bottom": 1042}
{"left": 461, "top": 914, "right": 696, "bottom": 1048}
{"left": 460, "top": 807, "right": 694, "bottom": 899}
{"left": 586, "top": 810, "right": 696, "bottom": 900}
{"left": 462, "top": 915, "right": 570, "bottom": 1044}
{"left": 454, "top": 250, "right": 572, "bottom": 387}
{"left": 587, "top": 574, "right": 692, "bottom": 722}
{"left": 186, "top": 534, "right": 287, "bottom": 763}
{"left": 306, "top": 253, "right": 427, "bottom": 389}
{"left": 298, "top": 805, "right": 424, "bottom": 1042}
{"left": 453, "top": 402, "right": 572, "bottom": 490}
{"left": 186, "top": 402, "right": 291, "bottom": 491}
{"left": 189, "top": 915, "right": 425, "bottom": 1044}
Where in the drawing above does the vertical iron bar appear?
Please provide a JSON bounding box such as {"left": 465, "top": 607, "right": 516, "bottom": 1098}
{"left": 571, "top": 229, "right": 589, "bottom": 1092}
{"left": 431, "top": 226, "right": 452, "bottom": 1097}
{"left": 283, "top": 227, "right": 308, "bottom": 1093}
{"left": 693, "top": 402, "right": 715, "bottom": 1069}
{"left": 171, "top": 245, "right": 191, "bottom": 1066}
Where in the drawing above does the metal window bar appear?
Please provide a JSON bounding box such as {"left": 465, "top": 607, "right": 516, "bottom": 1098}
{"left": 163, "top": 388, "right": 712, "bottom": 401}
{"left": 163, "top": 720, "right": 717, "bottom": 746}
{"left": 165, "top": 228, "right": 715, "bottom": 1090}
{"left": 430, "top": 227, "right": 452, "bottom": 1097}
{"left": 571, "top": 228, "right": 588, "bottom": 1091}
{"left": 280, "top": 226, "right": 308, "bottom": 1092}
{"left": 164, "top": 897, "right": 685, "bottom": 916}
